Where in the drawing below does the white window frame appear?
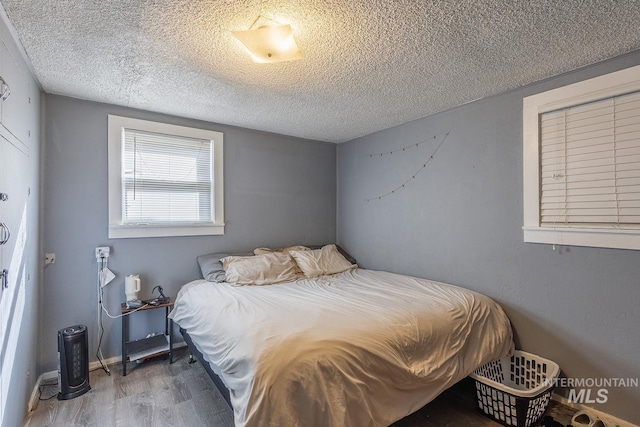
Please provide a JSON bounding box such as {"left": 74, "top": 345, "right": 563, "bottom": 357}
{"left": 523, "top": 64, "right": 640, "bottom": 250}
{"left": 108, "top": 115, "right": 224, "bottom": 238}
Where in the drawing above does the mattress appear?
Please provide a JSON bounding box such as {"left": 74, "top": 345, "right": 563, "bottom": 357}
{"left": 169, "top": 268, "right": 514, "bottom": 427}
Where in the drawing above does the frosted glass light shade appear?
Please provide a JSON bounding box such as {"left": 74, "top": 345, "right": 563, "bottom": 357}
{"left": 232, "top": 24, "right": 303, "bottom": 63}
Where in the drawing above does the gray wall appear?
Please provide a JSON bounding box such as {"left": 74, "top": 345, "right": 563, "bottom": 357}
{"left": 41, "top": 95, "right": 336, "bottom": 373}
{"left": 338, "top": 51, "right": 640, "bottom": 424}
{"left": 0, "top": 11, "right": 41, "bottom": 427}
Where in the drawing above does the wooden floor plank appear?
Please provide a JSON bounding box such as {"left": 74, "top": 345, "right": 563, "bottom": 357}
{"left": 24, "top": 348, "right": 575, "bottom": 426}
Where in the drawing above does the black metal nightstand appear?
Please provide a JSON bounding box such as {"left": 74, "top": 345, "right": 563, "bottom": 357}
{"left": 121, "top": 298, "right": 174, "bottom": 376}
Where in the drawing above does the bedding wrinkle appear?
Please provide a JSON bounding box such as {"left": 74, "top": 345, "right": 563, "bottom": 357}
{"left": 170, "top": 270, "right": 514, "bottom": 427}
{"left": 251, "top": 338, "right": 390, "bottom": 426}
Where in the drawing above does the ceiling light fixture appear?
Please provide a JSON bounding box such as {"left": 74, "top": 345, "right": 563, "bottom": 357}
{"left": 232, "top": 17, "right": 302, "bottom": 63}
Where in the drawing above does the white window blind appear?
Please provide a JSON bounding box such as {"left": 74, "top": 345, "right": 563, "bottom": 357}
{"left": 539, "top": 90, "right": 640, "bottom": 228}
{"left": 122, "top": 129, "right": 213, "bottom": 224}
{"left": 524, "top": 64, "right": 640, "bottom": 249}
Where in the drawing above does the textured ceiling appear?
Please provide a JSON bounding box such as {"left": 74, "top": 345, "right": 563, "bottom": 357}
{"left": 2, "top": 0, "right": 640, "bottom": 143}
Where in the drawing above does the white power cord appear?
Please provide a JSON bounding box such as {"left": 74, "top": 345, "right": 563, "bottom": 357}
{"left": 96, "top": 256, "right": 111, "bottom": 375}
{"left": 96, "top": 256, "right": 150, "bottom": 375}
{"left": 97, "top": 257, "right": 149, "bottom": 319}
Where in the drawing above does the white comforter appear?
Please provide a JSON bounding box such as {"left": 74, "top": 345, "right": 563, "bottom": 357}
{"left": 169, "top": 269, "right": 513, "bottom": 427}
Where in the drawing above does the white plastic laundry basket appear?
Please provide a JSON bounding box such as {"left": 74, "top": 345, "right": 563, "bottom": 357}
{"left": 470, "top": 350, "right": 560, "bottom": 427}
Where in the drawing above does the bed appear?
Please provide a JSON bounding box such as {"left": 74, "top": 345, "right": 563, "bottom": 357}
{"left": 169, "top": 246, "right": 514, "bottom": 427}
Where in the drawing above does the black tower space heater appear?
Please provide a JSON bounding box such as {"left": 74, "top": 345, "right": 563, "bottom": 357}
{"left": 57, "top": 324, "right": 91, "bottom": 400}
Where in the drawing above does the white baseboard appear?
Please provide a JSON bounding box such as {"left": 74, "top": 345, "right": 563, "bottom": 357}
{"left": 28, "top": 343, "right": 186, "bottom": 413}
{"left": 552, "top": 393, "right": 639, "bottom": 427}
{"left": 27, "top": 373, "right": 50, "bottom": 412}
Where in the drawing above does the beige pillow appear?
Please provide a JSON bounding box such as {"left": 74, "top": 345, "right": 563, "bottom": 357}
{"left": 253, "top": 245, "right": 311, "bottom": 255}
{"left": 289, "top": 244, "right": 356, "bottom": 278}
{"left": 254, "top": 245, "right": 311, "bottom": 277}
{"left": 222, "top": 252, "right": 298, "bottom": 285}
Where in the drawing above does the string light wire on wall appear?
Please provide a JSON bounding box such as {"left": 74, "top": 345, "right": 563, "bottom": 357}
{"left": 364, "top": 130, "right": 451, "bottom": 202}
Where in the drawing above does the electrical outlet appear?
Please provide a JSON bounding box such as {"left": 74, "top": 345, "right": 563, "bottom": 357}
{"left": 95, "top": 246, "right": 110, "bottom": 260}
{"left": 45, "top": 253, "right": 56, "bottom": 265}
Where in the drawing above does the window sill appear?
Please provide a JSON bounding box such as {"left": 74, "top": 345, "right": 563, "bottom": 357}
{"left": 523, "top": 226, "right": 640, "bottom": 250}
{"left": 109, "top": 223, "right": 225, "bottom": 239}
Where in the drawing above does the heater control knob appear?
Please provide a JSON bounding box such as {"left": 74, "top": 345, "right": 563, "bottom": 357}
{"left": 61, "top": 324, "right": 86, "bottom": 336}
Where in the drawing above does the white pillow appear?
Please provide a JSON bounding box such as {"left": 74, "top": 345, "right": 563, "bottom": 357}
{"left": 222, "top": 252, "right": 298, "bottom": 285}
{"left": 289, "top": 244, "right": 356, "bottom": 278}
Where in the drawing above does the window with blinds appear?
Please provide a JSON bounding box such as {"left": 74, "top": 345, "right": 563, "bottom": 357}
{"left": 540, "top": 91, "right": 640, "bottom": 228}
{"left": 523, "top": 64, "right": 640, "bottom": 249}
{"left": 108, "top": 115, "right": 224, "bottom": 239}
{"left": 123, "top": 130, "right": 212, "bottom": 224}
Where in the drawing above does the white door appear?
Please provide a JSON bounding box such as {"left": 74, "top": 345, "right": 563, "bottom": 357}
{"left": 0, "top": 135, "right": 30, "bottom": 426}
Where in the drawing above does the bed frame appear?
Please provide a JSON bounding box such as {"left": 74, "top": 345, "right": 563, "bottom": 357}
{"left": 180, "top": 327, "right": 232, "bottom": 408}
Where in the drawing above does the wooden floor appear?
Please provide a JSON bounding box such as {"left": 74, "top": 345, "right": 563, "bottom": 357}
{"left": 25, "top": 348, "right": 575, "bottom": 427}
